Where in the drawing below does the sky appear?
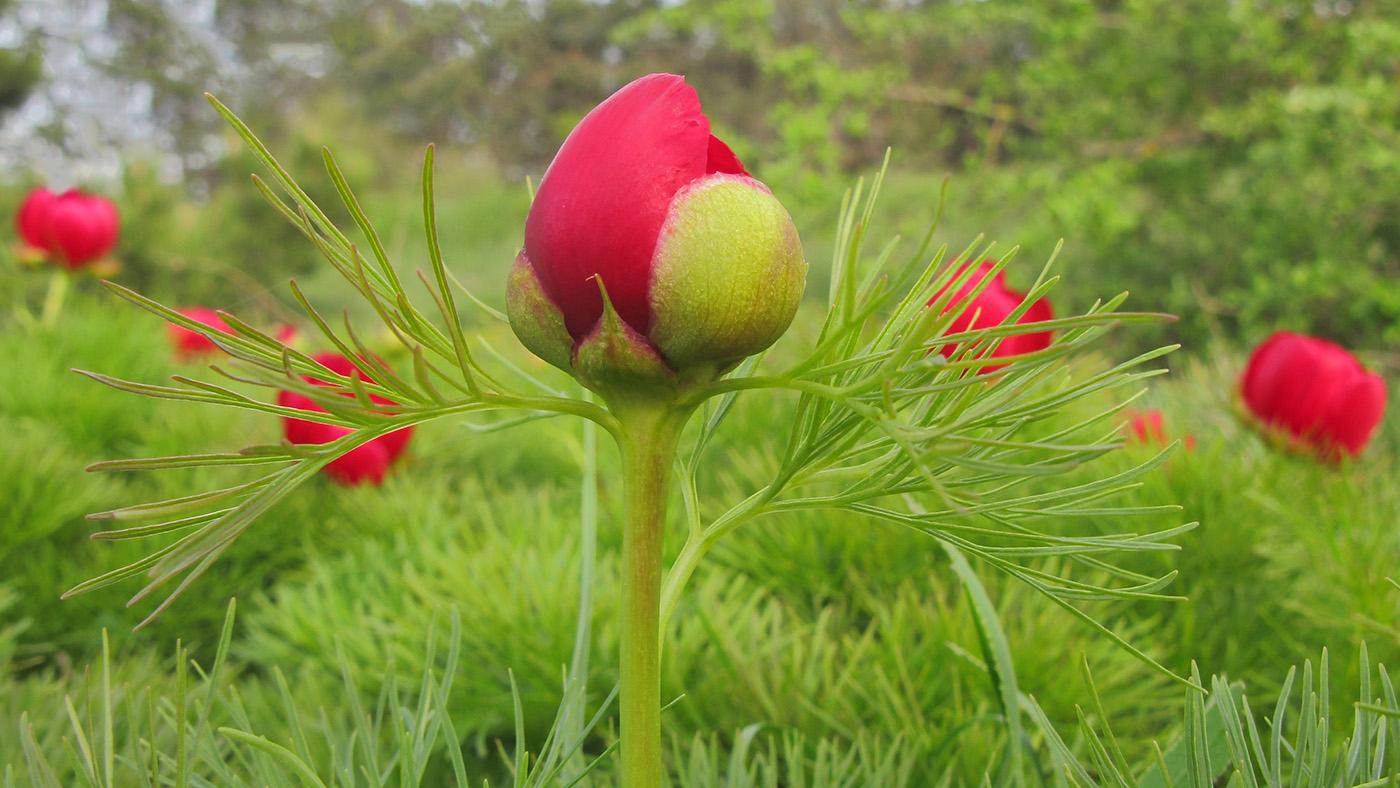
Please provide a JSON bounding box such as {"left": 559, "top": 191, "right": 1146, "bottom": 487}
{"left": 0, "top": 0, "right": 231, "bottom": 185}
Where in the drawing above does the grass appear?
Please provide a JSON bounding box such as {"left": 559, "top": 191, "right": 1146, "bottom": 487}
{"left": 0, "top": 156, "right": 1396, "bottom": 782}
{"left": 0, "top": 282, "right": 1395, "bottom": 783}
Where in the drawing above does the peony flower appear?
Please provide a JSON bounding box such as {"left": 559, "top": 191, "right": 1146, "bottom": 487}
{"left": 17, "top": 189, "right": 121, "bottom": 268}
{"left": 1123, "top": 408, "right": 1195, "bottom": 450}
{"left": 1241, "top": 331, "right": 1386, "bottom": 460}
{"left": 507, "top": 73, "right": 806, "bottom": 394}
{"left": 929, "top": 260, "right": 1053, "bottom": 373}
{"left": 276, "top": 353, "right": 413, "bottom": 485}
{"left": 168, "top": 307, "right": 300, "bottom": 359}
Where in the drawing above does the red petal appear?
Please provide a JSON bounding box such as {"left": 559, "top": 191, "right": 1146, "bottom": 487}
{"left": 1241, "top": 332, "right": 1303, "bottom": 425}
{"left": 277, "top": 388, "right": 320, "bottom": 414}
{"left": 282, "top": 410, "right": 341, "bottom": 446}
{"left": 1126, "top": 410, "right": 1166, "bottom": 444}
{"left": 311, "top": 353, "right": 361, "bottom": 380}
{"left": 16, "top": 188, "right": 56, "bottom": 250}
{"left": 525, "top": 73, "right": 713, "bottom": 339}
{"left": 168, "top": 307, "right": 232, "bottom": 356}
{"left": 705, "top": 134, "right": 747, "bottom": 175}
{"left": 278, "top": 353, "right": 413, "bottom": 482}
{"left": 1278, "top": 340, "right": 1354, "bottom": 439}
{"left": 1320, "top": 369, "right": 1386, "bottom": 456}
{"left": 281, "top": 409, "right": 391, "bottom": 487}
{"left": 931, "top": 261, "right": 1053, "bottom": 372}
{"left": 1017, "top": 294, "right": 1055, "bottom": 353}
{"left": 379, "top": 426, "right": 414, "bottom": 461}
{"left": 1243, "top": 331, "right": 1387, "bottom": 458}
{"left": 45, "top": 193, "right": 120, "bottom": 266}
{"left": 325, "top": 442, "right": 391, "bottom": 486}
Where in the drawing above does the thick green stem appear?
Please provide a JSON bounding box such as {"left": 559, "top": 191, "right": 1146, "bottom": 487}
{"left": 617, "top": 406, "right": 684, "bottom": 787}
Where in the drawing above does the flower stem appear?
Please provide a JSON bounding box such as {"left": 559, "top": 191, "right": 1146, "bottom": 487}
{"left": 40, "top": 269, "right": 69, "bottom": 327}
{"left": 616, "top": 404, "right": 684, "bottom": 786}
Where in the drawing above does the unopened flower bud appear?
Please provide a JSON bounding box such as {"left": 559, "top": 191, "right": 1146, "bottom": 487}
{"left": 507, "top": 73, "right": 805, "bottom": 397}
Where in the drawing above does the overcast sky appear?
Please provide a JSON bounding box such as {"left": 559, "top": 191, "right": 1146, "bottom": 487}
{"left": 1, "top": 0, "right": 231, "bottom": 185}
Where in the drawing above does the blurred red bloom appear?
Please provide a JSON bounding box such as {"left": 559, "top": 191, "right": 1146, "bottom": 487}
{"left": 1241, "top": 331, "right": 1386, "bottom": 460}
{"left": 15, "top": 188, "right": 120, "bottom": 268}
{"left": 928, "top": 260, "right": 1053, "bottom": 373}
{"left": 1123, "top": 408, "right": 1195, "bottom": 450}
{"left": 276, "top": 353, "right": 414, "bottom": 485}
{"left": 168, "top": 307, "right": 300, "bottom": 359}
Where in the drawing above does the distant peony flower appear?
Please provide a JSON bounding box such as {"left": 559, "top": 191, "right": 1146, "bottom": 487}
{"left": 1123, "top": 408, "right": 1195, "bottom": 450}
{"left": 277, "top": 353, "right": 413, "bottom": 485}
{"left": 15, "top": 188, "right": 120, "bottom": 268}
{"left": 929, "top": 260, "right": 1053, "bottom": 373}
{"left": 1241, "top": 331, "right": 1386, "bottom": 460}
{"left": 168, "top": 307, "right": 299, "bottom": 359}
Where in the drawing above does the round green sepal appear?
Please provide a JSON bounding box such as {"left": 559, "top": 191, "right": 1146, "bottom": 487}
{"left": 647, "top": 173, "right": 806, "bottom": 372}
{"left": 505, "top": 250, "right": 574, "bottom": 374}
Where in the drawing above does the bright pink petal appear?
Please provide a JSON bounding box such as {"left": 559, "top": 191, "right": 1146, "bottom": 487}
{"left": 168, "top": 307, "right": 232, "bottom": 356}
{"left": 312, "top": 353, "right": 360, "bottom": 379}
{"left": 1017, "top": 294, "right": 1055, "bottom": 353}
{"left": 44, "top": 192, "right": 120, "bottom": 266}
{"left": 278, "top": 403, "right": 390, "bottom": 486}
{"left": 1243, "top": 331, "right": 1387, "bottom": 459}
{"left": 1242, "top": 332, "right": 1304, "bottom": 425}
{"left": 525, "top": 73, "right": 716, "bottom": 339}
{"left": 1320, "top": 370, "right": 1386, "bottom": 457}
{"left": 16, "top": 188, "right": 56, "bottom": 250}
{"left": 1126, "top": 410, "right": 1166, "bottom": 444}
{"left": 930, "top": 260, "right": 1052, "bottom": 371}
{"left": 1277, "top": 340, "right": 1354, "bottom": 439}
{"left": 325, "top": 442, "right": 391, "bottom": 486}
{"left": 282, "top": 409, "right": 341, "bottom": 446}
{"left": 278, "top": 353, "right": 413, "bottom": 483}
{"left": 705, "top": 134, "right": 748, "bottom": 175}
{"left": 277, "top": 388, "right": 319, "bottom": 414}
{"left": 379, "top": 426, "right": 415, "bottom": 461}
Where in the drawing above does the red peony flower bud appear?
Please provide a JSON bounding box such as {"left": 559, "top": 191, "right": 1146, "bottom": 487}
{"left": 16, "top": 187, "right": 57, "bottom": 252}
{"left": 276, "top": 353, "right": 414, "bottom": 485}
{"left": 1123, "top": 408, "right": 1196, "bottom": 450}
{"left": 508, "top": 73, "right": 806, "bottom": 394}
{"left": 929, "top": 260, "right": 1053, "bottom": 373}
{"left": 1241, "top": 331, "right": 1386, "bottom": 460}
{"left": 19, "top": 189, "right": 120, "bottom": 268}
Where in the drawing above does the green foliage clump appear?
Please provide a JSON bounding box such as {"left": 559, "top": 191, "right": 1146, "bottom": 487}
{"left": 619, "top": 1, "right": 1400, "bottom": 349}
{"left": 4, "top": 600, "right": 1399, "bottom": 786}
{"left": 0, "top": 297, "right": 421, "bottom": 656}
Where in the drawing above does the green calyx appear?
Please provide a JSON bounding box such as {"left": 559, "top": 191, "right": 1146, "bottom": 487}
{"left": 507, "top": 258, "right": 677, "bottom": 402}
{"left": 571, "top": 278, "right": 676, "bottom": 401}
{"left": 647, "top": 173, "right": 806, "bottom": 372}
{"left": 505, "top": 251, "right": 574, "bottom": 373}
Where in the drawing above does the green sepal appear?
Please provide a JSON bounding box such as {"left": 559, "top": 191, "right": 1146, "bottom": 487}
{"left": 505, "top": 250, "right": 574, "bottom": 373}
{"left": 572, "top": 276, "right": 676, "bottom": 401}
{"left": 647, "top": 174, "right": 807, "bottom": 372}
